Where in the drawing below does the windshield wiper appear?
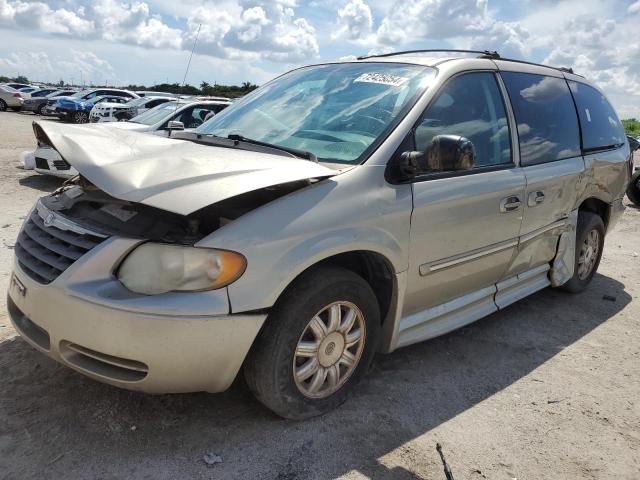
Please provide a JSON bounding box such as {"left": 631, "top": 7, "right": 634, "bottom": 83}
{"left": 227, "top": 134, "right": 317, "bottom": 162}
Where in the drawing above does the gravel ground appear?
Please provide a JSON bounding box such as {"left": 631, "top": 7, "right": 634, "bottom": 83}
{"left": 0, "top": 110, "right": 639, "bottom": 480}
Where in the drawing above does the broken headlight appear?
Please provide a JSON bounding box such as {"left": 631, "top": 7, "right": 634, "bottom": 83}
{"left": 117, "top": 243, "right": 246, "bottom": 295}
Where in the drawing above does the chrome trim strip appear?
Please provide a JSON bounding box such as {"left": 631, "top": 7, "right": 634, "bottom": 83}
{"left": 36, "top": 199, "right": 108, "bottom": 238}
{"left": 419, "top": 238, "right": 518, "bottom": 275}
{"left": 519, "top": 219, "right": 567, "bottom": 244}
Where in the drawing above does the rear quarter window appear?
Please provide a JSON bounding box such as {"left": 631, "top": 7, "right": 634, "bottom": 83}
{"left": 568, "top": 82, "right": 625, "bottom": 151}
{"left": 501, "top": 72, "right": 581, "bottom": 166}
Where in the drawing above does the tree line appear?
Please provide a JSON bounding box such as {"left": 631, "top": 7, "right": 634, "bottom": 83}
{"left": 0, "top": 74, "right": 258, "bottom": 99}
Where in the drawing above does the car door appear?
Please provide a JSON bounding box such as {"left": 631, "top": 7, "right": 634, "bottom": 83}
{"left": 403, "top": 72, "right": 526, "bottom": 320}
{"left": 499, "top": 72, "right": 585, "bottom": 275}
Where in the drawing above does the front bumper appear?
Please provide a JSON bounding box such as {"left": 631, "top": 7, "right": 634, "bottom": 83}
{"left": 7, "top": 238, "right": 266, "bottom": 394}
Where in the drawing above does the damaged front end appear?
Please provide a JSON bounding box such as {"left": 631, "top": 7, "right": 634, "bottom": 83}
{"left": 42, "top": 175, "right": 324, "bottom": 245}
{"left": 19, "top": 121, "right": 340, "bottom": 292}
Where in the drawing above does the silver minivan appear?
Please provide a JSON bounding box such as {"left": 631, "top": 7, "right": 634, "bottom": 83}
{"left": 7, "top": 51, "right": 632, "bottom": 419}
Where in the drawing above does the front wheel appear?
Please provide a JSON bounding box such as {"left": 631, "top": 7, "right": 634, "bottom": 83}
{"left": 0, "top": 99, "right": 6, "bottom": 111}
{"left": 73, "top": 111, "right": 89, "bottom": 123}
{"left": 561, "top": 211, "right": 605, "bottom": 293}
{"left": 627, "top": 170, "right": 640, "bottom": 206}
{"left": 244, "top": 267, "right": 380, "bottom": 419}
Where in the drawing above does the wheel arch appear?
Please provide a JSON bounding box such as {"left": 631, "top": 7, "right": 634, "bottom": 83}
{"left": 267, "top": 249, "right": 399, "bottom": 351}
{"left": 578, "top": 197, "right": 610, "bottom": 230}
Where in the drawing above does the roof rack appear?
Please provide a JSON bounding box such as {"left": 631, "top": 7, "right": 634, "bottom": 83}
{"left": 356, "top": 49, "right": 501, "bottom": 60}
{"left": 356, "top": 49, "right": 581, "bottom": 77}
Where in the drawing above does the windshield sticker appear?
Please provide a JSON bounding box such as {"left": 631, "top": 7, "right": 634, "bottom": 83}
{"left": 354, "top": 73, "right": 409, "bottom": 87}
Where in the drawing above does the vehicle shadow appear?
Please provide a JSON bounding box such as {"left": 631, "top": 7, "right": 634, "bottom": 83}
{"left": 18, "top": 173, "right": 64, "bottom": 193}
{"left": 0, "top": 273, "right": 630, "bottom": 479}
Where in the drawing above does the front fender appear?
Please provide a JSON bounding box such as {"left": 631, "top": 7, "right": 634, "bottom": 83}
{"left": 197, "top": 165, "right": 412, "bottom": 313}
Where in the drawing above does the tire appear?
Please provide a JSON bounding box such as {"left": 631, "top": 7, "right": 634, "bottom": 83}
{"left": 0, "top": 99, "right": 6, "bottom": 111}
{"left": 244, "top": 266, "right": 381, "bottom": 419}
{"left": 73, "top": 111, "right": 89, "bottom": 123}
{"left": 560, "top": 211, "right": 605, "bottom": 293}
{"left": 36, "top": 104, "right": 45, "bottom": 115}
{"left": 626, "top": 170, "right": 640, "bottom": 206}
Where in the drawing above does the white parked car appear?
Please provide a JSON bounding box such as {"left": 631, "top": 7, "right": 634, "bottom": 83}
{"left": 32, "top": 100, "right": 231, "bottom": 178}
{"left": 89, "top": 96, "right": 173, "bottom": 123}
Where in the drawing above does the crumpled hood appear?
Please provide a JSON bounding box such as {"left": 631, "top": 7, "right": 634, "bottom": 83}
{"left": 34, "top": 121, "right": 338, "bottom": 215}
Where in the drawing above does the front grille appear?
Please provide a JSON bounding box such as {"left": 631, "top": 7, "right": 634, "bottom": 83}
{"left": 52, "top": 159, "right": 71, "bottom": 170}
{"left": 15, "top": 210, "right": 105, "bottom": 284}
{"left": 35, "top": 157, "right": 49, "bottom": 170}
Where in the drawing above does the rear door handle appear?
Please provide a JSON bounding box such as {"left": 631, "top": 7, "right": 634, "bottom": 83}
{"left": 500, "top": 196, "right": 522, "bottom": 213}
{"left": 528, "top": 191, "right": 545, "bottom": 207}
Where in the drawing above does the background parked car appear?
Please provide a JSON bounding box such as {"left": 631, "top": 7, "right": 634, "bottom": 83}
{"left": 90, "top": 96, "right": 172, "bottom": 123}
{"left": 28, "top": 88, "right": 60, "bottom": 98}
{"left": 1, "top": 82, "right": 31, "bottom": 90}
{"left": 118, "top": 99, "right": 231, "bottom": 134}
{"left": 134, "top": 90, "right": 176, "bottom": 98}
{"left": 56, "top": 94, "right": 135, "bottom": 123}
{"left": 17, "top": 87, "right": 39, "bottom": 98}
{"left": 22, "top": 89, "right": 78, "bottom": 115}
{"left": 0, "top": 85, "right": 24, "bottom": 111}
{"left": 42, "top": 88, "right": 138, "bottom": 117}
{"left": 626, "top": 135, "right": 640, "bottom": 205}
{"left": 32, "top": 99, "right": 230, "bottom": 178}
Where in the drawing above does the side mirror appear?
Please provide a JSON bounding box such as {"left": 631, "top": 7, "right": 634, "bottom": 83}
{"left": 166, "top": 120, "right": 184, "bottom": 131}
{"left": 426, "top": 135, "right": 475, "bottom": 172}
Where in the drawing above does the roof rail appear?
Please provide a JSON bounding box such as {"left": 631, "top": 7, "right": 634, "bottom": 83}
{"left": 355, "top": 49, "right": 581, "bottom": 77}
{"left": 356, "top": 49, "right": 500, "bottom": 60}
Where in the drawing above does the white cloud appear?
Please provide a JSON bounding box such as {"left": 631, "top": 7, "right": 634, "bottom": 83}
{"left": 333, "top": 0, "right": 374, "bottom": 41}
{"left": 543, "top": 16, "right": 640, "bottom": 118}
{"left": 0, "top": 49, "right": 117, "bottom": 85}
{"left": 0, "top": 0, "right": 319, "bottom": 63}
{"left": 629, "top": 1, "right": 640, "bottom": 13}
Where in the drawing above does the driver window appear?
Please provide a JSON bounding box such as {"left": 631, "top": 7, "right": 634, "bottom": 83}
{"left": 414, "top": 72, "right": 512, "bottom": 172}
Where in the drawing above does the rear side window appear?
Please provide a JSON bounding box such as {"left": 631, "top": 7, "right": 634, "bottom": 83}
{"left": 568, "top": 82, "right": 625, "bottom": 151}
{"left": 501, "top": 72, "right": 580, "bottom": 165}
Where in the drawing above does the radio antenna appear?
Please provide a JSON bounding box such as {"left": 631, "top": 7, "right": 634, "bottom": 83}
{"left": 182, "top": 23, "right": 201, "bottom": 87}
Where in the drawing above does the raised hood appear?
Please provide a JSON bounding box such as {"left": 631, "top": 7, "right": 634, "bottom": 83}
{"left": 34, "top": 121, "right": 338, "bottom": 216}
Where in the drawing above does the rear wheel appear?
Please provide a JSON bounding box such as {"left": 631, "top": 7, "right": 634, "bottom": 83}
{"left": 626, "top": 170, "right": 640, "bottom": 206}
{"left": 244, "top": 267, "right": 380, "bottom": 419}
{"left": 36, "top": 104, "right": 45, "bottom": 115}
{"left": 73, "top": 111, "right": 89, "bottom": 123}
{"left": 560, "top": 211, "right": 605, "bottom": 293}
{"left": 0, "top": 99, "right": 6, "bottom": 111}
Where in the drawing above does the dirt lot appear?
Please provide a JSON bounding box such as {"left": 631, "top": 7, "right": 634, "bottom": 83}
{"left": 0, "top": 110, "right": 638, "bottom": 479}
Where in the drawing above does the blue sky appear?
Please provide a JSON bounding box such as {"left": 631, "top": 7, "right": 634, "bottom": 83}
{"left": 1, "top": 0, "right": 639, "bottom": 117}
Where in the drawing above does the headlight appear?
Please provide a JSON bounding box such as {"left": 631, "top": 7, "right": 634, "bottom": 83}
{"left": 117, "top": 243, "right": 246, "bottom": 295}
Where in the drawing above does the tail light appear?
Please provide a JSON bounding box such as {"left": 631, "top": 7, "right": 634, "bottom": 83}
{"left": 12, "top": 93, "right": 22, "bottom": 98}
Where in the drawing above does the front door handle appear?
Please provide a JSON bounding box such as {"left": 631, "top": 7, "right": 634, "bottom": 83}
{"left": 528, "top": 191, "right": 545, "bottom": 207}
{"left": 500, "top": 196, "right": 522, "bottom": 213}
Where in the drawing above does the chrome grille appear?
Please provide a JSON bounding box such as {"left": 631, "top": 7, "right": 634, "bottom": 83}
{"left": 15, "top": 208, "right": 106, "bottom": 284}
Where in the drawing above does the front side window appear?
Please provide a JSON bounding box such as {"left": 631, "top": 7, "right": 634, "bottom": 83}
{"left": 568, "top": 82, "right": 625, "bottom": 151}
{"left": 196, "top": 62, "right": 436, "bottom": 164}
{"left": 413, "top": 72, "right": 512, "bottom": 173}
{"left": 501, "top": 72, "right": 580, "bottom": 166}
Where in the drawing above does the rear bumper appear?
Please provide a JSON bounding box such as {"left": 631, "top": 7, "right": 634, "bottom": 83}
{"left": 7, "top": 240, "right": 266, "bottom": 394}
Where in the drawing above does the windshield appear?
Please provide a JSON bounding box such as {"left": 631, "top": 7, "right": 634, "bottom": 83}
{"left": 129, "top": 101, "right": 181, "bottom": 125}
{"left": 126, "top": 97, "right": 151, "bottom": 107}
{"left": 70, "top": 89, "right": 91, "bottom": 98}
{"left": 196, "top": 62, "right": 435, "bottom": 164}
